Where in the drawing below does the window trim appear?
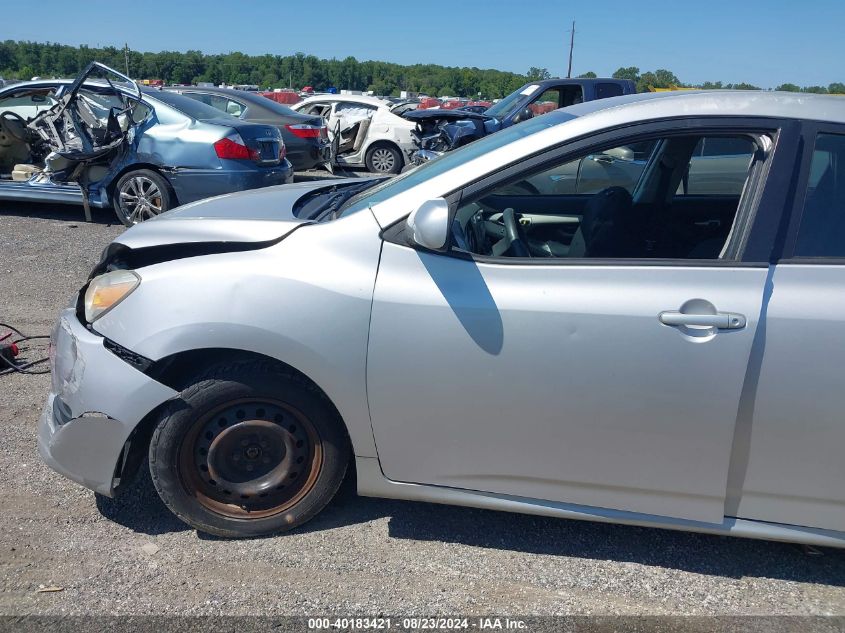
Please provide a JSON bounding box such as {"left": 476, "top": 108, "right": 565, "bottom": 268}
{"left": 777, "top": 122, "right": 845, "bottom": 264}
{"left": 445, "top": 117, "right": 789, "bottom": 268}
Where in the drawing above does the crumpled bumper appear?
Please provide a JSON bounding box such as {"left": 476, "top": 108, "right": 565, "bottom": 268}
{"left": 38, "top": 309, "right": 177, "bottom": 496}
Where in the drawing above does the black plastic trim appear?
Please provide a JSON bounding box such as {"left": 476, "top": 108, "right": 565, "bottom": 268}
{"left": 103, "top": 338, "right": 153, "bottom": 373}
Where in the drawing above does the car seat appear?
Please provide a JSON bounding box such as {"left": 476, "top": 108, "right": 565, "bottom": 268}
{"left": 567, "top": 186, "right": 639, "bottom": 258}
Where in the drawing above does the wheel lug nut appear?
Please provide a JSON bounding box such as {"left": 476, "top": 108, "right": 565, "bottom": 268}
{"left": 240, "top": 439, "right": 249, "bottom": 447}
{"left": 246, "top": 465, "right": 254, "bottom": 472}
{"left": 262, "top": 457, "right": 270, "bottom": 464}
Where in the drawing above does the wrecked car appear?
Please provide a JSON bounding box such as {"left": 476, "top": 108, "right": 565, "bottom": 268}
{"left": 292, "top": 94, "right": 416, "bottom": 174}
{"left": 0, "top": 62, "right": 293, "bottom": 225}
{"left": 404, "top": 77, "right": 636, "bottom": 162}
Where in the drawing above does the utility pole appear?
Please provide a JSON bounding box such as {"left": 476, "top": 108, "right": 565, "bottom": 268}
{"left": 124, "top": 43, "right": 130, "bottom": 77}
{"left": 567, "top": 21, "right": 575, "bottom": 78}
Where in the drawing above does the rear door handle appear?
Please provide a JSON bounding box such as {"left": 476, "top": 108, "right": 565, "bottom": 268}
{"left": 659, "top": 311, "right": 746, "bottom": 330}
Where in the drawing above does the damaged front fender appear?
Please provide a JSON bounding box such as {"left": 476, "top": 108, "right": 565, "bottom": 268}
{"left": 403, "top": 108, "right": 496, "bottom": 154}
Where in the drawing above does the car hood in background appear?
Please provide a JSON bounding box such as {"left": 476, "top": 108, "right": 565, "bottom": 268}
{"left": 403, "top": 108, "right": 493, "bottom": 123}
{"left": 113, "top": 179, "right": 357, "bottom": 249}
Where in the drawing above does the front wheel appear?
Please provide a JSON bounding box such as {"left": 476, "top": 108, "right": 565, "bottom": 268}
{"left": 113, "top": 169, "right": 173, "bottom": 226}
{"left": 149, "top": 361, "right": 349, "bottom": 537}
{"left": 365, "top": 144, "right": 402, "bottom": 174}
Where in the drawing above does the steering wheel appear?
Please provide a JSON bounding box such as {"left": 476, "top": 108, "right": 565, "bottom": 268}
{"left": 0, "top": 111, "right": 31, "bottom": 143}
{"left": 502, "top": 208, "right": 530, "bottom": 257}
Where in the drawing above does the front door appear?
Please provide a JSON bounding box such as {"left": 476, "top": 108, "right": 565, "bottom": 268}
{"left": 367, "top": 125, "right": 779, "bottom": 524}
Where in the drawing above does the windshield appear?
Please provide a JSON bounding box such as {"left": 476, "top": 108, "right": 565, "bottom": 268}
{"left": 339, "top": 109, "right": 577, "bottom": 217}
{"left": 484, "top": 83, "right": 540, "bottom": 119}
{"left": 145, "top": 90, "right": 234, "bottom": 120}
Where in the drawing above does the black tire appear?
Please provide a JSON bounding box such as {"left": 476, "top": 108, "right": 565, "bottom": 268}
{"left": 365, "top": 143, "right": 402, "bottom": 174}
{"left": 113, "top": 168, "right": 174, "bottom": 226}
{"left": 149, "top": 360, "right": 349, "bottom": 538}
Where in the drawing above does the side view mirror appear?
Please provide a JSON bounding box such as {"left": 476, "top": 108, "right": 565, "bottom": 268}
{"left": 406, "top": 198, "right": 449, "bottom": 251}
{"left": 513, "top": 107, "right": 534, "bottom": 124}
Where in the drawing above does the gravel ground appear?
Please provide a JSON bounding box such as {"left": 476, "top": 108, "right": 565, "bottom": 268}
{"left": 1, "top": 200, "right": 844, "bottom": 619}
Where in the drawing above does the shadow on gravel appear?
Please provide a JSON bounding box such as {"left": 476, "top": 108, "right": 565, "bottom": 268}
{"left": 96, "top": 463, "right": 845, "bottom": 585}
{"left": 95, "top": 461, "right": 190, "bottom": 536}
{"left": 302, "top": 474, "right": 845, "bottom": 587}
{"left": 0, "top": 201, "right": 117, "bottom": 225}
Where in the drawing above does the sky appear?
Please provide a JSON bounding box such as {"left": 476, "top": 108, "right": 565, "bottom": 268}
{"left": 6, "top": 0, "right": 844, "bottom": 89}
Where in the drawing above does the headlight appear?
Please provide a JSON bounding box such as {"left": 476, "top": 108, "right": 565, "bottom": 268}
{"left": 84, "top": 270, "right": 140, "bottom": 322}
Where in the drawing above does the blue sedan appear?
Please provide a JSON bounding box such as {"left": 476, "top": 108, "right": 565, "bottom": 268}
{"left": 0, "top": 63, "right": 293, "bottom": 225}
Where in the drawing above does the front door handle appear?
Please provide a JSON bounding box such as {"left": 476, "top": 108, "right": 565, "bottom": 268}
{"left": 659, "top": 311, "right": 746, "bottom": 330}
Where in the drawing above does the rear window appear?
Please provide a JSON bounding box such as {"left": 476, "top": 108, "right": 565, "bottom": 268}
{"left": 596, "top": 83, "right": 624, "bottom": 99}
{"left": 145, "top": 90, "right": 233, "bottom": 121}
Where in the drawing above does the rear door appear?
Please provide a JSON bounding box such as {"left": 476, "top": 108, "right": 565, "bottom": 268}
{"left": 730, "top": 124, "right": 845, "bottom": 532}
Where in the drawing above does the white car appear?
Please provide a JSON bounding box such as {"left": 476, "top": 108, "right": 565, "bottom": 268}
{"left": 292, "top": 94, "right": 416, "bottom": 174}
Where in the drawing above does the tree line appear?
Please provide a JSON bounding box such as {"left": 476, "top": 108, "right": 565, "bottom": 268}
{"left": 600, "top": 66, "right": 844, "bottom": 95}
{"left": 1, "top": 41, "right": 842, "bottom": 98}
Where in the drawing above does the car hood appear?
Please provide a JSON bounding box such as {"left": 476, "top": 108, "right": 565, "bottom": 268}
{"left": 113, "top": 179, "right": 358, "bottom": 250}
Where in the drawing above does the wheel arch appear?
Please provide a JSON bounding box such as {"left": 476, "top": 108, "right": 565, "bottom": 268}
{"left": 106, "top": 163, "right": 179, "bottom": 208}
{"left": 113, "top": 347, "right": 357, "bottom": 494}
{"left": 364, "top": 139, "right": 405, "bottom": 167}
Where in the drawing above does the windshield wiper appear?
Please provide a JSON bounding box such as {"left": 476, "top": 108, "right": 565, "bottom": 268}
{"left": 294, "top": 179, "right": 384, "bottom": 222}
{"left": 328, "top": 179, "right": 385, "bottom": 220}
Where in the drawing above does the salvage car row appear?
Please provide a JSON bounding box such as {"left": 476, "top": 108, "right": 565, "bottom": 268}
{"left": 0, "top": 65, "right": 640, "bottom": 225}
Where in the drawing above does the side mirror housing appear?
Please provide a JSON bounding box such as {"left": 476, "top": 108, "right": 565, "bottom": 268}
{"left": 406, "top": 198, "right": 449, "bottom": 251}
{"left": 513, "top": 107, "right": 533, "bottom": 124}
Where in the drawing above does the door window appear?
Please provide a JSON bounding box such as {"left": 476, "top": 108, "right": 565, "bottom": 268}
{"left": 0, "top": 89, "right": 58, "bottom": 120}
{"left": 302, "top": 102, "right": 331, "bottom": 118}
{"left": 452, "top": 133, "right": 759, "bottom": 260}
{"left": 182, "top": 92, "right": 245, "bottom": 117}
{"left": 527, "top": 87, "right": 584, "bottom": 117}
{"left": 794, "top": 133, "right": 845, "bottom": 257}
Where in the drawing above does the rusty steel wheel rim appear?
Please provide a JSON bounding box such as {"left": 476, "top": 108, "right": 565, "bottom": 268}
{"left": 178, "top": 398, "right": 323, "bottom": 520}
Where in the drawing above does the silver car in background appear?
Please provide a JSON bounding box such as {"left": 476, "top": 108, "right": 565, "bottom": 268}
{"left": 39, "top": 91, "right": 845, "bottom": 546}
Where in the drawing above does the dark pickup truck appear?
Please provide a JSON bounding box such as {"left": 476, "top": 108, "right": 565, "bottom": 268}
{"left": 404, "top": 77, "right": 636, "bottom": 161}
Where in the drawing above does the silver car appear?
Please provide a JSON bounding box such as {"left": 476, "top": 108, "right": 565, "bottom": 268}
{"left": 39, "top": 91, "right": 845, "bottom": 546}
